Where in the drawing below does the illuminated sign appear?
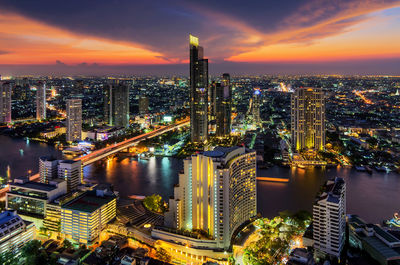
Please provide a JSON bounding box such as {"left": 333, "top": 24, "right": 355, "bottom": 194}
{"left": 163, "top": 116, "right": 173, "bottom": 122}
{"left": 189, "top": 34, "right": 199, "bottom": 46}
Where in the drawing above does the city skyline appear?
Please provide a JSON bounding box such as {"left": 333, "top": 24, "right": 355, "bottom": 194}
{"left": 0, "top": 1, "right": 400, "bottom": 75}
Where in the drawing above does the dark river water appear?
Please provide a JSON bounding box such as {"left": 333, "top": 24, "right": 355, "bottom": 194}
{"left": 0, "top": 135, "right": 399, "bottom": 223}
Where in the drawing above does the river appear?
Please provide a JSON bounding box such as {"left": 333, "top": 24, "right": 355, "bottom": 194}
{"left": 0, "top": 135, "right": 398, "bottom": 223}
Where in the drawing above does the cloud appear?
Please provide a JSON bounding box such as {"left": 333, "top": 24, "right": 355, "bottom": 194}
{"left": 56, "top": 60, "right": 66, "bottom": 65}
{"left": 0, "top": 0, "right": 399, "bottom": 62}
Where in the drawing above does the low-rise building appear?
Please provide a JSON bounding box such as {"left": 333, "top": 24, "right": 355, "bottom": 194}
{"left": 61, "top": 188, "right": 117, "bottom": 244}
{"left": 0, "top": 210, "right": 35, "bottom": 254}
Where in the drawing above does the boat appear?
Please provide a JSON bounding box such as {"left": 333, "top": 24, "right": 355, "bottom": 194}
{"left": 355, "top": 166, "right": 366, "bottom": 172}
{"left": 375, "top": 166, "right": 386, "bottom": 172}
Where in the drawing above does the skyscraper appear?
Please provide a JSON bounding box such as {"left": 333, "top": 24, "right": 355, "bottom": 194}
{"left": 58, "top": 160, "right": 82, "bottom": 193}
{"left": 313, "top": 177, "right": 346, "bottom": 259}
{"left": 0, "top": 81, "right": 12, "bottom": 124}
{"left": 189, "top": 34, "right": 209, "bottom": 143}
{"left": 291, "top": 87, "right": 325, "bottom": 153}
{"left": 39, "top": 156, "right": 59, "bottom": 184}
{"left": 215, "top": 73, "right": 232, "bottom": 137}
{"left": 104, "top": 80, "right": 130, "bottom": 128}
{"left": 138, "top": 95, "right": 149, "bottom": 115}
{"left": 165, "top": 146, "right": 257, "bottom": 249}
{"left": 66, "top": 98, "right": 82, "bottom": 142}
{"left": 36, "top": 82, "right": 46, "bottom": 120}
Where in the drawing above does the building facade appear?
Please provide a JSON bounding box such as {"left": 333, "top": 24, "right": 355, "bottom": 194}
{"left": 165, "top": 146, "right": 257, "bottom": 249}
{"left": 215, "top": 73, "right": 232, "bottom": 137}
{"left": 139, "top": 96, "right": 149, "bottom": 115}
{"left": 0, "top": 211, "right": 35, "bottom": 255}
{"left": 189, "top": 35, "right": 209, "bottom": 143}
{"left": 36, "top": 82, "right": 46, "bottom": 120}
{"left": 0, "top": 81, "right": 12, "bottom": 124}
{"left": 313, "top": 177, "right": 346, "bottom": 258}
{"left": 58, "top": 160, "right": 82, "bottom": 193}
{"left": 291, "top": 87, "right": 325, "bottom": 153}
{"left": 61, "top": 189, "right": 117, "bottom": 244}
{"left": 66, "top": 98, "right": 82, "bottom": 142}
{"left": 104, "top": 80, "right": 130, "bottom": 128}
{"left": 39, "top": 156, "right": 59, "bottom": 184}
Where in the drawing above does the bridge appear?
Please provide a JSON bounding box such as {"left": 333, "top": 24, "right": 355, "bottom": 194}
{"left": 28, "top": 118, "right": 189, "bottom": 182}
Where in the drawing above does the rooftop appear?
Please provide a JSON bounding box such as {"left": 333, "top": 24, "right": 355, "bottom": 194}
{"left": 62, "top": 191, "right": 115, "bottom": 213}
{"left": 10, "top": 180, "right": 59, "bottom": 192}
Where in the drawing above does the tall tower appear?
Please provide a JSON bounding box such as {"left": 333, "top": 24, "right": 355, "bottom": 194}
{"left": 0, "top": 81, "right": 12, "bottom": 124}
{"left": 165, "top": 146, "right": 257, "bottom": 249}
{"left": 138, "top": 96, "right": 149, "bottom": 115}
{"left": 66, "top": 98, "right": 82, "bottom": 142}
{"left": 215, "top": 73, "right": 232, "bottom": 137}
{"left": 291, "top": 87, "right": 325, "bottom": 153}
{"left": 313, "top": 177, "right": 346, "bottom": 259}
{"left": 104, "top": 80, "right": 130, "bottom": 128}
{"left": 39, "top": 156, "right": 59, "bottom": 184}
{"left": 189, "top": 34, "right": 209, "bottom": 143}
{"left": 36, "top": 82, "right": 46, "bottom": 120}
{"left": 58, "top": 160, "right": 82, "bottom": 193}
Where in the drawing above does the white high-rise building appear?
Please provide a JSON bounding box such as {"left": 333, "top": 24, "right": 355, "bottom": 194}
{"left": 58, "top": 160, "right": 82, "bottom": 193}
{"left": 39, "top": 156, "right": 59, "bottom": 184}
{"left": 0, "top": 81, "right": 12, "bottom": 124}
{"left": 291, "top": 87, "right": 325, "bottom": 153}
{"left": 313, "top": 177, "right": 346, "bottom": 258}
{"left": 165, "top": 146, "right": 257, "bottom": 249}
{"left": 36, "top": 82, "right": 46, "bottom": 120}
{"left": 66, "top": 98, "right": 82, "bottom": 142}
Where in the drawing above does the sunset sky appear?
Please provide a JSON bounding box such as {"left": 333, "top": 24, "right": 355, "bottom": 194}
{"left": 1, "top": 0, "right": 400, "bottom": 75}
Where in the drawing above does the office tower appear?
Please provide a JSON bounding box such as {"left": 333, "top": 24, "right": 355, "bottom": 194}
{"left": 165, "top": 146, "right": 256, "bottom": 249}
{"left": 58, "top": 160, "right": 82, "bottom": 192}
{"left": 36, "top": 82, "right": 46, "bottom": 120}
{"left": 39, "top": 156, "right": 59, "bottom": 184}
{"left": 0, "top": 210, "right": 35, "bottom": 255}
{"left": 291, "top": 87, "right": 325, "bottom": 153}
{"left": 139, "top": 95, "right": 149, "bottom": 115}
{"left": 104, "top": 80, "right": 130, "bottom": 128}
{"left": 313, "top": 177, "right": 346, "bottom": 259}
{"left": 0, "top": 81, "right": 12, "bottom": 123}
{"left": 189, "top": 34, "right": 209, "bottom": 143}
{"left": 215, "top": 73, "right": 232, "bottom": 137}
{"left": 66, "top": 98, "right": 82, "bottom": 142}
{"left": 61, "top": 188, "right": 116, "bottom": 244}
{"left": 6, "top": 177, "right": 67, "bottom": 218}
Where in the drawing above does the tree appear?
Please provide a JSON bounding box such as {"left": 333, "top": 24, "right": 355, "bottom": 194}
{"left": 143, "top": 194, "right": 166, "bottom": 213}
{"left": 0, "top": 251, "right": 19, "bottom": 265}
{"left": 155, "top": 247, "right": 171, "bottom": 263}
{"left": 62, "top": 239, "right": 73, "bottom": 249}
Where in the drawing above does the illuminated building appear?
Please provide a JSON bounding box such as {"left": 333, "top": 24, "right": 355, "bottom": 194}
{"left": 0, "top": 81, "right": 12, "bottom": 123}
{"left": 215, "top": 73, "right": 232, "bottom": 137}
{"left": 66, "top": 98, "right": 82, "bottom": 142}
{"left": 291, "top": 87, "right": 325, "bottom": 153}
{"left": 0, "top": 210, "right": 35, "bottom": 255}
{"left": 39, "top": 156, "right": 59, "bottom": 184}
{"left": 139, "top": 96, "right": 149, "bottom": 115}
{"left": 164, "top": 146, "right": 256, "bottom": 250}
{"left": 58, "top": 160, "right": 82, "bottom": 193}
{"left": 313, "top": 177, "right": 346, "bottom": 259}
{"left": 36, "top": 82, "right": 46, "bottom": 120}
{"left": 104, "top": 80, "right": 130, "bottom": 128}
{"left": 189, "top": 34, "right": 209, "bottom": 143}
{"left": 6, "top": 177, "right": 67, "bottom": 220}
{"left": 61, "top": 188, "right": 117, "bottom": 244}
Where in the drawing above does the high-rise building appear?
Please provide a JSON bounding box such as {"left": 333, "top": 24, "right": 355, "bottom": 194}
{"left": 138, "top": 96, "right": 149, "bottom": 115}
{"left": 189, "top": 34, "right": 209, "bottom": 143}
{"left": 36, "top": 82, "right": 46, "bottom": 120}
{"left": 66, "top": 98, "right": 82, "bottom": 142}
{"left": 165, "top": 146, "right": 257, "bottom": 249}
{"left": 104, "top": 80, "right": 130, "bottom": 128}
{"left": 58, "top": 160, "right": 82, "bottom": 193}
{"left": 291, "top": 87, "right": 325, "bottom": 153}
{"left": 61, "top": 188, "right": 117, "bottom": 244}
{"left": 313, "top": 177, "right": 346, "bottom": 259}
{"left": 39, "top": 156, "right": 59, "bottom": 184}
{"left": 0, "top": 81, "right": 12, "bottom": 124}
{"left": 0, "top": 210, "right": 35, "bottom": 255}
{"left": 215, "top": 73, "right": 232, "bottom": 137}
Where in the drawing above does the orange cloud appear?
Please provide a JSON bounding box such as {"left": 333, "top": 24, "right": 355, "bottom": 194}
{"left": 0, "top": 12, "right": 173, "bottom": 65}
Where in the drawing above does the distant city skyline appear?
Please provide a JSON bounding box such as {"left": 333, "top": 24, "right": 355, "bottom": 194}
{"left": 0, "top": 0, "right": 400, "bottom": 75}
